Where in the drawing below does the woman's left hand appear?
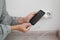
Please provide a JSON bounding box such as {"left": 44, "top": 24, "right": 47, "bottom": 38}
{"left": 18, "top": 12, "right": 36, "bottom": 24}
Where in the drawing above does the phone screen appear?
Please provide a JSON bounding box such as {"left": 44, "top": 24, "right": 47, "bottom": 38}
{"left": 29, "top": 10, "right": 45, "bottom": 25}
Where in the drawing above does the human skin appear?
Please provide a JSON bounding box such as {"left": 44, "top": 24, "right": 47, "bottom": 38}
{"left": 11, "top": 12, "right": 36, "bottom": 32}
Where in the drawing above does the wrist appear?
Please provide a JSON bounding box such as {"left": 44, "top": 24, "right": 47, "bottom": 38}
{"left": 18, "top": 17, "right": 28, "bottom": 24}
{"left": 11, "top": 25, "right": 18, "bottom": 30}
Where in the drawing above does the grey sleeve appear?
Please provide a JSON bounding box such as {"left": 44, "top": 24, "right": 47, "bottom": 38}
{"left": 1, "top": 0, "right": 20, "bottom": 25}
{"left": 11, "top": 17, "right": 20, "bottom": 25}
{"left": 0, "top": 0, "right": 19, "bottom": 40}
{"left": 0, "top": 24, "right": 11, "bottom": 40}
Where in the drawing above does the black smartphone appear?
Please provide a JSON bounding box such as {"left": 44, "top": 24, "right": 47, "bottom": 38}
{"left": 29, "top": 10, "right": 45, "bottom": 25}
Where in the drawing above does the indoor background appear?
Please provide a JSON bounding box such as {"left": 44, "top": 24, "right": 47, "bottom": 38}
{"left": 5, "top": 0, "right": 60, "bottom": 40}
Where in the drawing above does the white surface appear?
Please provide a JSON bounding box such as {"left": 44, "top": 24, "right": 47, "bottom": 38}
{"left": 5, "top": 0, "right": 60, "bottom": 40}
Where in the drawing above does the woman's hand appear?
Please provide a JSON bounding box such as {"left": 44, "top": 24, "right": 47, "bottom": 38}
{"left": 18, "top": 12, "right": 36, "bottom": 24}
{"left": 11, "top": 12, "right": 36, "bottom": 32}
{"left": 11, "top": 23, "right": 32, "bottom": 32}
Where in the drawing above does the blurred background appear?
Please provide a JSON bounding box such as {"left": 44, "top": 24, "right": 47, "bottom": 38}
{"left": 5, "top": 0, "right": 60, "bottom": 40}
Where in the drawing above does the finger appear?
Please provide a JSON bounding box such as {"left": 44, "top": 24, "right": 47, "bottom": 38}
{"left": 24, "top": 23, "right": 32, "bottom": 26}
{"left": 27, "top": 12, "right": 36, "bottom": 21}
{"left": 25, "top": 26, "right": 32, "bottom": 32}
{"left": 27, "top": 26, "right": 32, "bottom": 30}
{"left": 25, "top": 23, "right": 32, "bottom": 28}
{"left": 22, "top": 26, "right": 31, "bottom": 32}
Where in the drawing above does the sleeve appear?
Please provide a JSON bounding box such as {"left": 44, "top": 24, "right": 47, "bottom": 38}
{"left": 0, "top": 0, "right": 19, "bottom": 40}
{"left": 11, "top": 17, "right": 20, "bottom": 25}
{"left": 0, "top": 24, "right": 11, "bottom": 40}
{"left": 1, "top": 0, "right": 20, "bottom": 25}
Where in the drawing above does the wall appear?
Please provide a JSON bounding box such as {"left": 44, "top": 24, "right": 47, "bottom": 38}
{"left": 5, "top": 0, "right": 60, "bottom": 40}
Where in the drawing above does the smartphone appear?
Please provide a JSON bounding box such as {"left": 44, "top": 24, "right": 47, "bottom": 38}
{"left": 29, "top": 10, "right": 45, "bottom": 25}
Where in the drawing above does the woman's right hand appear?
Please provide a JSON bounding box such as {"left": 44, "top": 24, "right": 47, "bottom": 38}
{"left": 11, "top": 23, "right": 32, "bottom": 32}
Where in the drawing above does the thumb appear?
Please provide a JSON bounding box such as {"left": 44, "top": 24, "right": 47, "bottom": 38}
{"left": 26, "top": 26, "right": 32, "bottom": 31}
{"left": 27, "top": 23, "right": 32, "bottom": 26}
{"left": 25, "top": 23, "right": 32, "bottom": 28}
